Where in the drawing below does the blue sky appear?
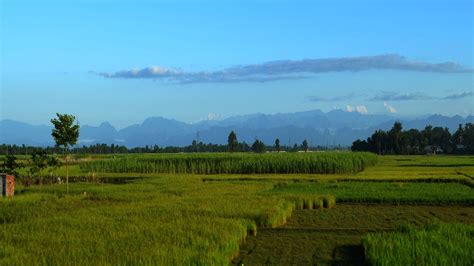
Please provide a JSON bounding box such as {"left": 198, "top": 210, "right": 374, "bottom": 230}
{"left": 1, "top": 0, "right": 473, "bottom": 128}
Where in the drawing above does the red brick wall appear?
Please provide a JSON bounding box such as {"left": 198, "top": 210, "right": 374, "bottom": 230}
{"left": 6, "top": 175, "right": 14, "bottom": 197}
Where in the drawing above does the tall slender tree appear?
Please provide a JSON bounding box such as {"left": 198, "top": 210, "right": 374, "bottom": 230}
{"left": 302, "top": 139, "right": 309, "bottom": 152}
{"left": 51, "top": 113, "right": 80, "bottom": 194}
{"left": 227, "top": 131, "right": 238, "bottom": 152}
{"left": 274, "top": 138, "right": 281, "bottom": 152}
{"left": 389, "top": 122, "right": 403, "bottom": 154}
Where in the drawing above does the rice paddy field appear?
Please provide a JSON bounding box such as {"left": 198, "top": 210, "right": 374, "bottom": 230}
{"left": 1, "top": 152, "right": 473, "bottom": 265}
{"left": 79, "top": 152, "right": 378, "bottom": 174}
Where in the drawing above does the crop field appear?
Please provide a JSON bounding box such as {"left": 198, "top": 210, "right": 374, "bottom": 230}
{"left": 79, "top": 152, "right": 378, "bottom": 174}
{"left": 363, "top": 223, "right": 474, "bottom": 265}
{"left": 234, "top": 205, "right": 474, "bottom": 264}
{"left": 269, "top": 181, "right": 474, "bottom": 204}
{"left": 1, "top": 153, "right": 473, "bottom": 265}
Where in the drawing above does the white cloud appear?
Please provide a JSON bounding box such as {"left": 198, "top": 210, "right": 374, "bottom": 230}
{"left": 95, "top": 54, "right": 472, "bottom": 84}
{"left": 207, "top": 112, "right": 221, "bottom": 121}
{"left": 356, "top": 105, "right": 368, "bottom": 114}
{"left": 384, "top": 101, "right": 397, "bottom": 113}
{"left": 346, "top": 105, "right": 368, "bottom": 114}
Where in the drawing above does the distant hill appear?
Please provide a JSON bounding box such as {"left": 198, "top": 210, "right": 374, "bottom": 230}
{"left": 0, "top": 120, "right": 52, "bottom": 146}
{"left": 1, "top": 110, "right": 472, "bottom": 147}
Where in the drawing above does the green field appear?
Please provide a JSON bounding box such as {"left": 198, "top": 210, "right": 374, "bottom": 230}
{"left": 235, "top": 205, "right": 474, "bottom": 264}
{"left": 363, "top": 223, "right": 474, "bottom": 265}
{"left": 1, "top": 153, "right": 473, "bottom": 265}
{"left": 79, "top": 152, "right": 378, "bottom": 174}
{"left": 270, "top": 181, "right": 474, "bottom": 204}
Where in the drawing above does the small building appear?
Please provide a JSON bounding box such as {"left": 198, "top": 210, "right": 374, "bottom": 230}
{"left": 456, "top": 144, "right": 465, "bottom": 150}
{"left": 0, "top": 174, "right": 15, "bottom": 197}
{"left": 423, "top": 145, "right": 443, "bottom": 155}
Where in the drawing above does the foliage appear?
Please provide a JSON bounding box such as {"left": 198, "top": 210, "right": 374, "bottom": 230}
{"left": 363, "top": 223, "right": 474, "bottom": 265}
{"left": 251, "top": 139, "right": 266, "bottom": 153}
{"left": 51, "top": 113, "right": 80, "bottom": 150}
{"left": 0, "top": 154, "right": 22, "bottom": 176}
{"left": 47, "top": 156, "right": 61, "bottom": 171}
{"left": 274, "top": 138, "right": 281, "bottom": 152}
{"left": 228, "top": 131, "right": 238, "bottom": 152}
{"left": 352, "top": 122, "right": 474, "bottom": 155}
{"left": 51, "top": 113, "right": 80, "bottom": 193}
{"left": 302, "top": 139, "right": 309, "bottom": 152}
{"left": 79, "top": 152, "right": 378, "bottom": 175}
{"left": 0, "top": 141, "right": 340, "bottom": 155}
{"left": 28, "top": 151, "right": 50, "bottom": 178}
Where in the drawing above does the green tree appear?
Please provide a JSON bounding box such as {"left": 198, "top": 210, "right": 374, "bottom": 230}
{"left": 302, "top": 139, "right": 309, "bottom": 152}
{"left": 274, "top": 138, "right": 281, "bottom": 152}
{"left": 452, "top": 124, "right": 464, "bottom": 146}
{"left": 351, "top": 139, "right": 370, "bottom": 152}
{"left": 28, "top": 150, "right": 50, "bottom": 187}
{"left": 191, "top": 140, "right": 198, "bottom": 152}
{"left": 0, "top": 154, "right": 22, "bottom": 177}
{"left": 405, "top": 129, "right": 422, "bottom": 154}
{"left": 227, "top": 131, "right": 238, "bottom": 152}
{"left": 47, "top": 156, "right": 61, "bottom": 180}
{"left": 463, "top": 123, "right": 474, "bottom": 152}
{"left": 389, "top": 122, "right": 403, "bottom": 154}
{"left": 51, "top": 113, "right": 80, "bottom": 194}
{"left": 251, "top": 139, "right": 265, "bottom": 153}
{"left": 421, "top": 125, "right": 433, "bottom": 147}
{"left": 369, "top": 130, "right": 386, "bottom": 155}
{"left": 431, "top": 127, "right": 452, "bottom": 153}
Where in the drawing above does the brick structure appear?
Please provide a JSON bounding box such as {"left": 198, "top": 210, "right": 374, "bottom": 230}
{"left": 0, "top": 174, "right": 15, "bottom": 197}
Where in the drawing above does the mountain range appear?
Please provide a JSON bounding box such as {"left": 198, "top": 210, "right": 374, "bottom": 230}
{"left": 1, "top": 110, "right": 472, "bottom": 147}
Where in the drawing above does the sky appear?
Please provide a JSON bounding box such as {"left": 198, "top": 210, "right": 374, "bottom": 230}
{"left": 1, "top": 0, "right": 473, "bottom": 128}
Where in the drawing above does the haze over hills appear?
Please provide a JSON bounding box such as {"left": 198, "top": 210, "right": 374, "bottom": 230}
{"left": 1, "top": 110, "right": 472, "bottom": 148}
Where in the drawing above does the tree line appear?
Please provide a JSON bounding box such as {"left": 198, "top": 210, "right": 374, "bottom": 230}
{"left": 1, "top": 132, "right": 326, "bottom": 155}
{"left": 351, "top": 122, "right": 474, "bottom": 155}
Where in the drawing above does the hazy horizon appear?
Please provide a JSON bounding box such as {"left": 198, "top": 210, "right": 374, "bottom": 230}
{"left": 2, "top": 108, "right": 473, "bottom": 130}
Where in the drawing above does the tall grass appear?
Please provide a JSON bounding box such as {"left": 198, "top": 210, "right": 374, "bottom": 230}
{"left": 79, "top": 152, "right": 377, "bottom": 175}
{"left": 0, "top": 176, "right": 337, "bottom": 264}
{"left": 270, "top": 181, "right": 474, "bottom": 205}
{"left": 363, "top": 222, "right": 474, "bottom": 265}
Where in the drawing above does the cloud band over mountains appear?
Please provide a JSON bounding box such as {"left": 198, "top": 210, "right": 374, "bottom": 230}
{"left": 369, "top": 91, "right": 473, "bottom": 101}
{"left": 441, "top": 91, "right": 473, "bottom": 100}
{"left": 307, "top": 91, "right": 472, "bottom": 103}
{"left": 95, "top": 54, "right": 472, "bottom": 83}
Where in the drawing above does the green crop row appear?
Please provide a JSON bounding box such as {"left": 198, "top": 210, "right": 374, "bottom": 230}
{"left": 363, "top": 222, "right": 474, "bottom": 265}
{"left": 79, "top": 152, "right": 377, "bottom": 175}
{"left": 269, "top": 181, "right": 474, "bottom": 205}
